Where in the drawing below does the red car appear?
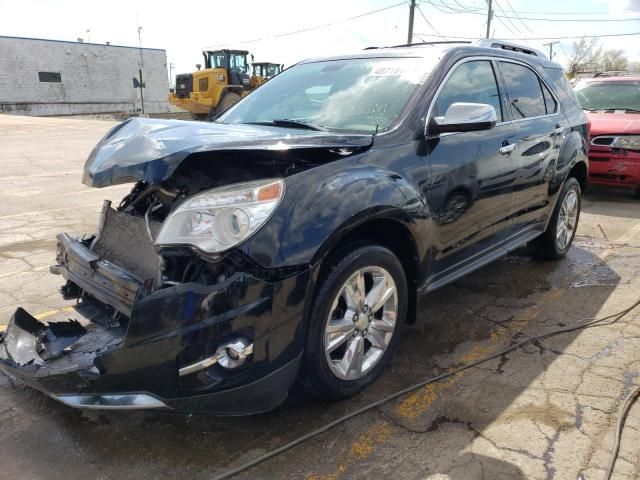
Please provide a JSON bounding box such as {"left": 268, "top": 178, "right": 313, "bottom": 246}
{"left": 574, "top": 75, "right": 640, "bottom": 197}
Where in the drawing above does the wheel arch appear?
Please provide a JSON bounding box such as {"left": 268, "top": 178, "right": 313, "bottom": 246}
{"left": 568, "top": 160, "right": 587, "bottom": 194}
{"left": 311, "top": 216, "right": 421, "bottom": 325}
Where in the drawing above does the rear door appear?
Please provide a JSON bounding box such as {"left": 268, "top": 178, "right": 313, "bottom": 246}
{"left": 424, "top": 58, "right": 519, "bottom": 283}
{"left": 497, "top": 60, "right": 563, "bottom": 233}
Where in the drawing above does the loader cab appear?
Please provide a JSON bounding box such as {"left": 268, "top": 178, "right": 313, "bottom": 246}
{"left": 251, "top": 62, "right": 283, "bottom": 88}
{"left": 254, "top": 62, "right": 282, "bottom": 79}
{"left": 203, "top": 49, "right": 251, "bottom": 88}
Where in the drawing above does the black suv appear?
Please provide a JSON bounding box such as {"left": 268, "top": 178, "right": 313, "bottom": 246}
{"left": 0, "top": 40, "right": 588, "bottom": 414}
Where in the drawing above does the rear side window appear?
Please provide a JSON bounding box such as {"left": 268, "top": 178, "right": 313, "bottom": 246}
{"left": 499, "top": 62, "right": 547, "bottom": 119}
{"left": 434, "top": 60, "right": 503, "bottom": 121}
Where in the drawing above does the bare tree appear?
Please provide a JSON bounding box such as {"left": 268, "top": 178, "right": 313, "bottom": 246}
{"left": 628, "top": 61, "right": 640, "bottom": 72}
{"left": 567, "top": 37, "right": 602, "bottom": 77}
{"left": 601, "top": 49, "right": 629, "bottom": 72}
{"left": 567, "top": 37, "right": 629, "bottom": 76}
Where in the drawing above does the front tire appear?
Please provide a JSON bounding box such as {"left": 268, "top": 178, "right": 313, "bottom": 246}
{"left": 299, "top": 244, "right": 407, "bottom": 399}
{"left": 537, "top": 177, "right": 581, "bottom": 259}
{"left": 216, "top": 92, "right": 241, "bottom": 115}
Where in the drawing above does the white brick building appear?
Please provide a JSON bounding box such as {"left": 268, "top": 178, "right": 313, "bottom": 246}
{"left": 0, "top": 35, "right": 169, "bottom": 116}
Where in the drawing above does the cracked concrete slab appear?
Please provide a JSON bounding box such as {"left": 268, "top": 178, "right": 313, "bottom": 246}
{"left": 0, "top": 114, "right": 639, "bottom": 480}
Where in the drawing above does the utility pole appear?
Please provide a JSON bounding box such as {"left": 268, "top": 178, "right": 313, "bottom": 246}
{"left": 168, "top": 62, "right": 175, "bottom": 87}
{"left": 407, "top": 0, "right": 416, "bottom": 44}
{"left": 485, "top": 0, "right": 493, "bottom": 39}
{"left": 543, "top": 41, "right": 559, "bottom": 61}
{"left": 137, "top": 26, "right": 145, "bottom": 115}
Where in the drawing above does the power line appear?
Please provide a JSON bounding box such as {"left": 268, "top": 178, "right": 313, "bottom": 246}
{"left": 493, "top": 0, "right": 522, "bottom": 35}
{"left": 417, "top": 4, "right": 443, "bottom": 36}
{"left": 558, "top": 42, "right": 571, "bottom": 61}
{"left": 494, "top": 13, "right": 640, "bottom": 22}
{"left": 413, "top": 31, "right": 640, "bottom": 41}
{"left": 450, "top": 0, "right": 484, "bottom": 12}
{"left": 419, "top": 1, "right": 640, "bottom": 21}
{"left": 502, "top": 0, "right": 535, "bottom": 34}
{"left": 425, "top": 0, "right": 617, "bottom": 15}
{"left": 205, "top": 1, "right": 407, "bottom": 48}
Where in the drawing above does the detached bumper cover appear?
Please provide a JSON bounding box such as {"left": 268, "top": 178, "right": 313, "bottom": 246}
{"left": 1, "top": 236, "right": 311, "bottom": 414}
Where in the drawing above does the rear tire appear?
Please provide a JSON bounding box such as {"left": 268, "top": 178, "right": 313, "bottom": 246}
{"left": 537, "top": 177, "right": 581, "bottom": 259}
{"left": 299, "top": 244, "right": 407, "bottom": 399}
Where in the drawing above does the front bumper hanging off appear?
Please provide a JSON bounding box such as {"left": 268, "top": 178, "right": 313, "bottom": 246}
{"left": 0, "top": 229, "right": 310, "bottom": 414}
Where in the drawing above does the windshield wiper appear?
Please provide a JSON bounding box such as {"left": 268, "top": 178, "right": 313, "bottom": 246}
{"left": 244, "top": 119, "right": 329, "bottom": 131}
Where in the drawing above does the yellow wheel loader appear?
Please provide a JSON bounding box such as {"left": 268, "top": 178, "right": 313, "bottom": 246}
{"left": 250, "top": 62, "right": 284, "bottom": 88}
{"left": 169, "top": 49, "right": 252, "bottom": 120}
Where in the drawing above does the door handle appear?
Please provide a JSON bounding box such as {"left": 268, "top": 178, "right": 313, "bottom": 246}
{"left": 553, "top": 124, "right": 564, "bottom": 135}
{"left": 499, "top": 143, "right": 515, "bottom": 155}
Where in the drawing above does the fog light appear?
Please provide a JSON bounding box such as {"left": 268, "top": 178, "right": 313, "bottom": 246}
{"left": 178, "top": 337, "right": 253, "bottom": 377}
{"left": 218, "top": 338, "right": 253, "bottom": 369}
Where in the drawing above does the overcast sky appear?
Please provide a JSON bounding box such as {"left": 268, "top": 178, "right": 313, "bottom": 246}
{"left": 1, "top": 0, "right": 639, "bottom": 81}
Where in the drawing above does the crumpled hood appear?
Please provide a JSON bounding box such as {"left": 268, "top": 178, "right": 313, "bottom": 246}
{"left": 586, "top": 111, "right": 640, "bottom": 137}
{"left": 83, "top": 118, "right": 374, "bottom": 187}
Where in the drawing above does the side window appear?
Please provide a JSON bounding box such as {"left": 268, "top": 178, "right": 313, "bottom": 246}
{"left": 434, "top": 60, "right": 503, "bottom": 122}
{"left": 541, "top": 82, "right": 557, "bottom": 114}
{"left": 499, "top": 62, "right": 547, "bottom": 119}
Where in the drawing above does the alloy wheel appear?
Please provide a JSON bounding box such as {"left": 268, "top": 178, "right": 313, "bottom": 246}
{"left": 323, "top": 266, "right": 398, "bottom": 381}
{"left": 556, "top": 189, "right": 579, "bottom": 250}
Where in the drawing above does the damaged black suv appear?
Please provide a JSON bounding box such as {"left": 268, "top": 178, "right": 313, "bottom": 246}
{"left": 0, "top": 40, "right": 588, "bottom": 414}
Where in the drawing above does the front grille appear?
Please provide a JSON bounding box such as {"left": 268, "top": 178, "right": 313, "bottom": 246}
{"left": 92, "top": 207, "right": 162, "bottom": 283}
{"left": 175, "top": 74, "right": 193, "bottom": 99}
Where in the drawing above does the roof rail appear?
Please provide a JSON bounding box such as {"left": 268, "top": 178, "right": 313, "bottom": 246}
{"left": 364, "top": 41, "right": 471, "bottom": 50}
{"left": 472, "top": 39, "right": 546, "bottom": 58}
{"left": 390, "top": 40, "right": 471, "bottom": 48}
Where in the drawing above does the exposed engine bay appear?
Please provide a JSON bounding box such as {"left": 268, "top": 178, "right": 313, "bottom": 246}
{"left": 52, "top": 149, "right": 337, "bottom": 317}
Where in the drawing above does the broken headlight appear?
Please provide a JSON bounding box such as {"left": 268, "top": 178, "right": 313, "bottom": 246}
{"left": 155, "top": 178, "right": 284, "bottom": 253}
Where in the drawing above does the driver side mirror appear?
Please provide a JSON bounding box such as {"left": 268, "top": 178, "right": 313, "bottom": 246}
{"left": 430, "top": 102, "right": 497, "bottom": 134}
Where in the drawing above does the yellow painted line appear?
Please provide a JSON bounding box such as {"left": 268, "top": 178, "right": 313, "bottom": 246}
{"left": 0, "top": 307, "right": 74, "bottom": 333}
{"left": 307, "top": 422, "right": 394, "bottom": 480}
{"left": 34, "top": 307, "right": 75, "bottom": 321}
{"left": 308, "top": 288, "right": 563, "bottom": 479}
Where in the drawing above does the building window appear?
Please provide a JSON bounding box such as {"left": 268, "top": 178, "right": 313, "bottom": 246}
{"left": 38, "top": 72, "right": 62, "bottom": 83}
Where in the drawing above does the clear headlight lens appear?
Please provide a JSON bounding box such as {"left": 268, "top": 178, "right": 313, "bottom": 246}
{"left": 611, "top": 135, "right": 640, "bottom": 151}
{"left": 155, "top": 178, "right": 284, "bottom": 253}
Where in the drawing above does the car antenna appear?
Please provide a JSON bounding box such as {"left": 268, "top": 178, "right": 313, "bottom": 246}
{"left": 374, "top": 123, "right": 379, "bottom": 135}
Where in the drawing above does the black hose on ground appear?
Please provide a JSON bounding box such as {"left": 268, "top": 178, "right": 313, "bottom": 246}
{"left": 212, "top": 298, "right": 640, "bottom": 480}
